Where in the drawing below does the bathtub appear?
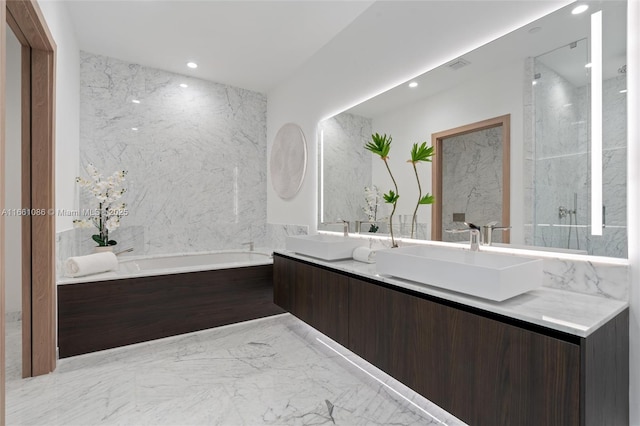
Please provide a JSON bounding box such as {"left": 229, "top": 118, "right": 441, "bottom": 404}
{"left": 57, "top": 249, "right": 283, "bottom": 357}
{"left": 57, "top": 249, "right": 273, "bottom": 284}
{"left": 121, "top": 251, "right": 272, "bottom": 273}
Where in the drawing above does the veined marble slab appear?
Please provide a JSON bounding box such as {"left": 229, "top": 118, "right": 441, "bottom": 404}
{"left": 276, "top": 250, "right": 628, "bottom": 338}
{"left": 6, "top": 315, "right": 465, "bottom": 426}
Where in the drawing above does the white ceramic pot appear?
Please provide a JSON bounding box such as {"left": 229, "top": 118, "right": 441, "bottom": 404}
{"left": 93, "top": 246, "right": 115, "bottom": 254}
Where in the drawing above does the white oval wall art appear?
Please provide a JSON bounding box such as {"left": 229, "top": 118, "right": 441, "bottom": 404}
{"left": 270, "top": 123, "right": 307, "bottom": 199}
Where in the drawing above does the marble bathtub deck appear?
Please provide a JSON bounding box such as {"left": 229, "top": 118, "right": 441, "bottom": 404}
{"left": 5, "top": 314, "right": 465, "bottom": 426}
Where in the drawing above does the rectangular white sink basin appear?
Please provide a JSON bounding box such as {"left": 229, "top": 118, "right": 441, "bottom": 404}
{"left": 286, "top": 234, "right": 367, "bottom": 261}
{"left": 376, "top": 245, "right": 543, "bottom": 301}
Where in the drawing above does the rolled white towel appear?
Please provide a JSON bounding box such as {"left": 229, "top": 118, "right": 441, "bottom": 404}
{"left": 64, "top": 252, "right": 118, "bottom": 278}
{"left": 352, "top": 246, "right": 377, "bottom": 263}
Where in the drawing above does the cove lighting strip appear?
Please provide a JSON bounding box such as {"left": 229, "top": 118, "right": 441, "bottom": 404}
{"left": 315, "top": 338, "right": 449, "bottom": 425}
{"left": 319, "top": 130, "right": 325, "bottom": 224}
{"left": 591, "top": 10, "right": 603, "bottom": 236}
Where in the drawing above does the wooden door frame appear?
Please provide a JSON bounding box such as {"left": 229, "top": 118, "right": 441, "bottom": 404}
{"left": 3, "top": 0, "right": 56, "bottom": 392}
{"left": 431, "top": 114, "right": 511, "bottom": 242}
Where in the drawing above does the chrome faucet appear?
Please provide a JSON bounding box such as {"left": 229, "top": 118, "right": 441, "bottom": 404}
{"left": 340, "top": 220, "right": 350, "bottom": 236}
{"left": 444, "top": 222, "right": 480, "bottom": 251}
{"left": 464, "top": 222, "right": 481, "bottom": 251}
{"left": 242, "top": 241, "right": 255, "bottom": 251}
{"left": 480, "top": 221, "right": 511, "bottom": 246}
{"left": 115, "top": 247, "right": 134, "bottom": 256}
{"left": 322, "top": 220, "right": 350, "bottom": 236}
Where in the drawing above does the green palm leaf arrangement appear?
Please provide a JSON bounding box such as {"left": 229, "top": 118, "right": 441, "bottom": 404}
{"left": 365, "top": 133, "right": 399, "bottom": 247}
{"left": 408, "top": 142, "right": 435, "bottom": 238}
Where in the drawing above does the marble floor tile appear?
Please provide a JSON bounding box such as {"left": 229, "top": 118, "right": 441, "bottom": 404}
{"left": 6, "top": 314, "right": 465, "bottom": 426}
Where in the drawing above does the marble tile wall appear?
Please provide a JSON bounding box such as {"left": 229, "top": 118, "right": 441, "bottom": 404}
{"left": 319, "top": 113, "right": 373, "bottom": 225}
{"left": 542, "top": 256, "right": 628, "bottom": 301}
{"left": 441, "top": 127, "right": 504, "bottom": 243}
{"left": 79, "top": 52, "right": 267, "bottom": 256}
{"left": 265, "top": 223, "right": 309, "bottom": 251}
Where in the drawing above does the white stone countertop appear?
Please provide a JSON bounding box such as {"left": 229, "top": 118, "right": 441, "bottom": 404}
{"left": 275, "top": 250, "right": 628, "bottom": 338}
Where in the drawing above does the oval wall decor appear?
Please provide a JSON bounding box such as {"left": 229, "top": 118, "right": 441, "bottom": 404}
{"left": 270, "top": 123, "right": 307, "bottom": 199}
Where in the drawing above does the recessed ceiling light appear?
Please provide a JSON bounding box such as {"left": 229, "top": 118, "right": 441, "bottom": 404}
{"left": 187, "top": 62, "right": 198, "bottom": 69}
{"left": 132, "top": 127, "right": 138, "bottom": 131}
{"left": 180, "top": 83, "right": 188, "bottom": 88}
{"left": 620, "top": 89, "right": 628, "bottom": 94}
{"left": 532, "top": 81, "right": 537, "bottom": 86}
{"left": 132, "top": 99, "right": 141, "bottom": 104}
{"left": 572, "top": 4, "right": 589, "bottom": 15}
{"left": 585, "top": 63, "right": 592, "bottom": 68}
{"left": 408, "top": 82, "right": 418, "bottom": 88}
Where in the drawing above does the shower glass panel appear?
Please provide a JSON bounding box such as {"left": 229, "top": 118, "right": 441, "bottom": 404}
{"left": 532, "top": 37, "right": 627, "bottom": 258}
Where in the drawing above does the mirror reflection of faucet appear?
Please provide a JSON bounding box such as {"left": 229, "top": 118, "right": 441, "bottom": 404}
{"left": 445, "top": 221, "right": 510, "bottom": 249}
{"left": 321, "top": 220, "right": 350, "bottom": 236}
{"left": 481, "top": 221, "right": 511, "bottom": 246}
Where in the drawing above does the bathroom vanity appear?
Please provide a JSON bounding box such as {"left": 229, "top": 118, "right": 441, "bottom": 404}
{"left": 273, "top": 251, "right": 629, "bottom": 426}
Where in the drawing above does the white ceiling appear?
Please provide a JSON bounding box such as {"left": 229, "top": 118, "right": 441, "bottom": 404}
{"left": 63, "top": 0, "right": 375, "bottom": 94}
{"left": 348, "top": 0, "right": 627, "bottom": 118}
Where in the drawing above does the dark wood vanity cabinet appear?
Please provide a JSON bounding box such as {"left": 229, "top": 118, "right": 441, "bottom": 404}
{"left": 273, "top": 254, "right": 349, "bottom": 346}
{"left": 350, "top": 277, "right": 582, "bottom": 426}
{"left": 273, "top": 253, "right": 629, "bottom": 426}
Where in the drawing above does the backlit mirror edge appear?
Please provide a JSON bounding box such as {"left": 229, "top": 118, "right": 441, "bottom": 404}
{"left": 316, "top": 1, "right": 631, "bottom": 263}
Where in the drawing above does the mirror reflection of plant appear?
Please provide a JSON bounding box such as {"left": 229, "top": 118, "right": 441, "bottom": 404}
{"left": 365, "top": 133, "right": 399, "bottom": 247}
{"left": 408, "top": 142, "right": 435, "bottom": 238}
{"left": 362, "top": 186, "right": 383, "bottom": 233}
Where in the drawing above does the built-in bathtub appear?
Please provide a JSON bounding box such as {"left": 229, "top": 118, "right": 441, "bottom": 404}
{"left": 58, "top": 250, "right": 274, "bottom": 284}
{"left": 57, "top": 250, "right": 284, "bottom": 357}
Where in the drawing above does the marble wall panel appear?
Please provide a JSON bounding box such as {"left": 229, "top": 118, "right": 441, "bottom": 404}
{"left": 265, "top": 224, "right": 309, "bottom": 251}
{"left": 79, "top": 52, "right": 267, "bottom": 255}
{"left": 542, "top": 256, "right": 628, "bottom": 301}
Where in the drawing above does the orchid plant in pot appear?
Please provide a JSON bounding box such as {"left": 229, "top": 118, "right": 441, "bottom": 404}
{"left": 362, "top": 185, "right": 384, "bottom": 233}
{"left": 74, "top": 163, "right": 128, "bottom": 249}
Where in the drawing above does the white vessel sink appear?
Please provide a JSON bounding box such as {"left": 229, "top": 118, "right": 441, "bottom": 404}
{"left": 286, "top": 234, "right": 367, "bottom": 261}
{"left": 376, "top": 245, "right": 543, "bottom": 301}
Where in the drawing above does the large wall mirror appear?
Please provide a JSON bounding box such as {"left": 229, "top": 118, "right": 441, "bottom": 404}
{"left": 318, "top": 0, "right": 628, "bottom": 259}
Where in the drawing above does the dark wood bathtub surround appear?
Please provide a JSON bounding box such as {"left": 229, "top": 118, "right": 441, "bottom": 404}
{"left": 273, "top": 253, "right": 629, "bottom": 426}
{"left": 57, "top": 265, "right": 284, "bottom": 358}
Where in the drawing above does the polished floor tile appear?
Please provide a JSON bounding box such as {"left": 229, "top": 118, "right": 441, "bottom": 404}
{"left": 6, "top": 314, "right": 465, "bottom": 425}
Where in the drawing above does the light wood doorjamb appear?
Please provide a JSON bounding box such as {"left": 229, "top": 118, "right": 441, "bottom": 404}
{"left": 1, "top": 1, "right": 7, "bottom": 421}
{"left": 431, "top": 114, "right": 511, "bottom": 242}
{"left": 5, "top": 0, "right": 56, "bottom": 385}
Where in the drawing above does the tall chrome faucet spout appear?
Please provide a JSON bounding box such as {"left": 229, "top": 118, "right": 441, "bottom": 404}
{"left": 464, "top": 222, "right": 481, "bottom": 251}
{"left": 115, "top": 247, "right": 134, "bottom": 256}
{"left": 340, "top": 220, "right": 350, "bottom": 237}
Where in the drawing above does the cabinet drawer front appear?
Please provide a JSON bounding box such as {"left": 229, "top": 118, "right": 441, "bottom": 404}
{"left": 348, "top": 277, "right": 580, "bottom": 426}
